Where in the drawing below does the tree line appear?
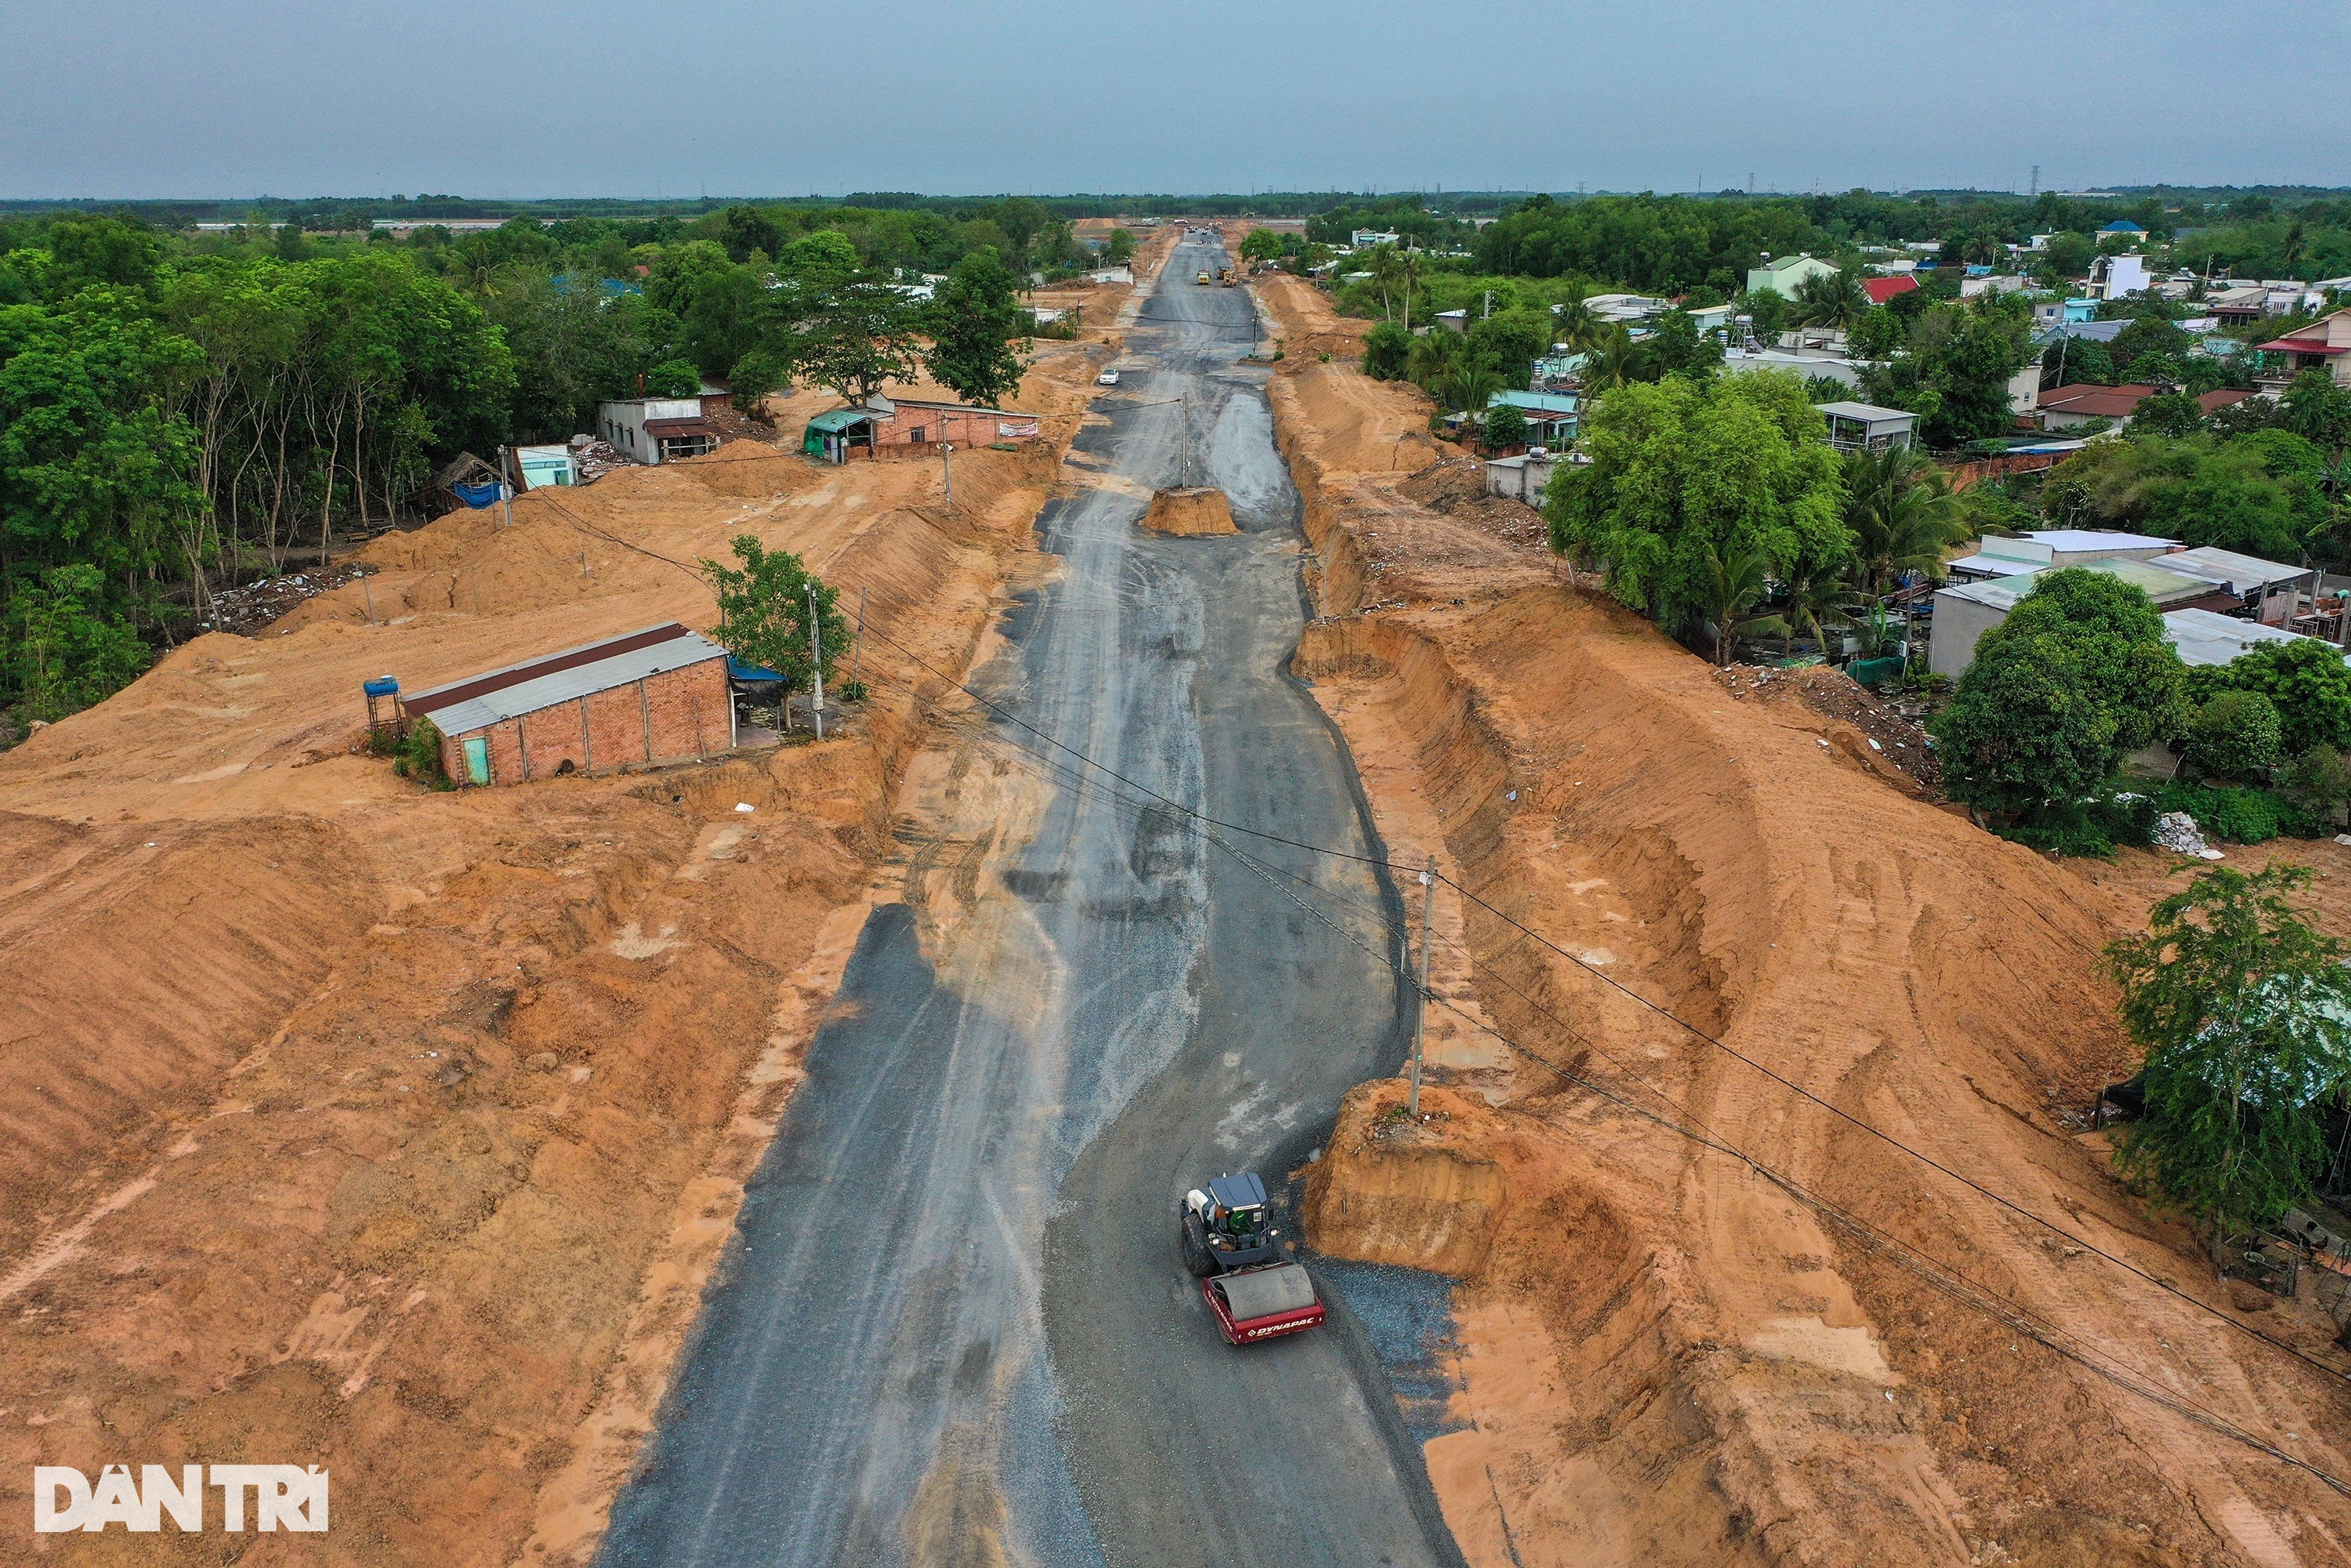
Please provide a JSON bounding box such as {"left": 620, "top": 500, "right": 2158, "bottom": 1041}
{"left": 0, "top": 204, "right": 1043, "bottom": 732}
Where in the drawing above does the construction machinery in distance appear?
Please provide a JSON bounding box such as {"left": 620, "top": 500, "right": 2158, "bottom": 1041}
{"left": 1196, "top": 268, "right": 1212, "bottom": 284}
{"left": 1217, "top": 266, "right": 1235, "bottom": 286}
{"left": 1179, "top": 1173, "right": 1326, "bottom": 1345}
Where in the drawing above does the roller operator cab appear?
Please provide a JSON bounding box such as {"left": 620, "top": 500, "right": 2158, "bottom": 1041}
{"left": 1197, "top": 269, "right": 1212, "bottom": 284}
{"left": 1182, "top": 1173, "right": 1277, "bottom": 1274}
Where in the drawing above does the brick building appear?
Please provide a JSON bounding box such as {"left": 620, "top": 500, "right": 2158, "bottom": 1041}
{"left": 400, "top": 623, "right": 734, "bottom": 786}
{"left": 801, "top": 393, "right": 1041, "bottom": 463}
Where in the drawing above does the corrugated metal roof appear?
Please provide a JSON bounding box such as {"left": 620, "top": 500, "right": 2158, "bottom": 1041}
{"left": 804, "top": 408, "right": 877, "bottom": 434}
{"left": 1936, "top": 556, "right": 2214, "bottom": 613}
{"left": 2162, "top": 608, "right": 2329, "bottom": 668}
{"left": 405, "top": 625, "right": 726, "bottom": 737}
{"left": 2026, "top": 528, "right": 2180, "bottom": 552}
{"left": 2157, "top": 545, "right": 2309, "bottom": 595}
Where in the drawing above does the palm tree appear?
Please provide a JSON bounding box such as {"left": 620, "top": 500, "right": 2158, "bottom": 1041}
{"left": 1776, "top": 567, "right": 1849, "bottom": 658}
{"left": 1791, "top": 269, "right": 1867, "bottom": 330}
{"left": 1407, "top": 328, "right": 1462, "bottom": 390}
{"left": 1368, "top": 245, "right": 1404, "bottom": 323}
{"left": 1695, "top": 541, "right": 1781, "bottom": 666}
{"left": 1842, "top": 445, "right": 1969, "bottom": 602}
{"left": 1551, "top": 284, "right": 1603, "bottom": 356}
{"left": 1578, "top": 324, "right": 1652, "bottom": 397}
{"left": 1440, "top": 364, "right": 1505, "bottom": 444}
{"left": 1396, "top": 249, "right": 1425, "bottom": 330}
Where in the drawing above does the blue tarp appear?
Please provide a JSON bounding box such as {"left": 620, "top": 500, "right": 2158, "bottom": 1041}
{"left": 452, "top": 480, "right": 503, "bottom": 509}
{"left": 728, "top": 657, "right": 783, "bottom": 684}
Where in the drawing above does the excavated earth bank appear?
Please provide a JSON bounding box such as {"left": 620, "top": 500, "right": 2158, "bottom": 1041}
{"left": 1251, "top": 258, "right": 2351, "bottom": 1568}
{"left": 0, "top": 243, "right": 1174, "bottom": 1568}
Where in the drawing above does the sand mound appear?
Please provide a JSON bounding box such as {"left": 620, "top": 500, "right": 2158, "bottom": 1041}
{"left": 1139, "top": 486, "right": 1237, "bottom": 535}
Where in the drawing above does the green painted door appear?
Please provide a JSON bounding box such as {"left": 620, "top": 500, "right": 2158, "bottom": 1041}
{"left": 462, "top": 735, "right": 491, "bottom": 785}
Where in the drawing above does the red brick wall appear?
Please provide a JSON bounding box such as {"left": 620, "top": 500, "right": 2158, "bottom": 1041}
{"left": 873, "top": 405, "right": 1037, "bottom": 450}
{"left": 434, "top": 656, "right": 732, "bottom": 785}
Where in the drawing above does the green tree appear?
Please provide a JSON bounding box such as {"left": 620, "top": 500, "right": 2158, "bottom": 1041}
{"left": 2193, "top": 637, "right": 2351, "bottom": 757}
{"left": 1930, "top": 628, "right": 2114, "bottom": 818}
{"left": 1482, "top": 401, "right": 1530, "bottom": 451}
{"left": 700, "top": 534, "right": 849, "bottom": 698}
{"left": 1932, "top": 569, "right": 2185, "bottom": 817}
{"left": 1361, "top": 320, "right": 1411, "bottom": 380}
{"left": 1650, "top": 309, "right": 1725, "bottom": 378}
{"left": 1465, "top": 310, "right": 1550, "bottom": 386}
{"left": 1693, "top": 540, "right": 1782, "bottom": 664}
{"left": 788, "top": 267, "right": 924, "bottom": 405}
{"left": 2283, "top": 368, "right": 2351, "bottom": 453}
{"left": 643, "top": 359, "right": 701, "bottom": 397}
{"left": 1406, "top": 327, "right": 1462, "bottom": 391}
{"left": 1744, "top": 285, "right": 1790, "bottom": 342}
{"left": 1791, "top": 268, "right": 1866, "bottom": 329}
{"left": 1547, "top": 370, "right": 1848, "bottom": 639}
{"left": 2131, "top": 391, "right": 2206, "bottom": 439}
{"left": 487, "top": 275, "right": 656, "bottom": 442}
{"left": 2110, "top": 314, "right": 2193, "bottom": 368}
{"left": 2, "top": 562, "right": 150, "bottom": 722}
{"left": 1859, "top": 299, "right": 2031, "bottom": 449}
{"left": 2106, "top": 864, "right": 2351, "bottom": 1235}
{"left": 1239, "top": 229, "right": 1284, "bottom": 263}
{"left": 2188, "top": 690, "right": 2283, "bottom": 780}
{"left": 2279, "top": 744, "right": 2351, "bottom": 827}
{"left": 1841, "top": 444, "right": 1969, "bottom": 601}
{"left": 1849, "top": 305, "right": 1905, "bottom": 361}
{"left": 1103, "top": 228, "right": 1137, "bottom": 266}
{"left": 926, "top": 246, "right": 1027, "bottom": 407}
{"left": 1440, "top": 364, "right": 1505, "bottom": 442}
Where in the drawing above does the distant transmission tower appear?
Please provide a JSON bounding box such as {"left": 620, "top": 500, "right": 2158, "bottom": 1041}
{"left": 2028, "top": 163, "right": 2041, "bottom": 199}
{"left": 1748, "top": 172, "right": 1755, "bottom": 194}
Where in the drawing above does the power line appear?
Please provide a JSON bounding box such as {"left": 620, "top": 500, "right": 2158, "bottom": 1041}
{"left": 534, "top": 481, "right": 2349, "bottom": 1392}
{"left": 841, "top": 614, "right": 2351, "bottom": 1390}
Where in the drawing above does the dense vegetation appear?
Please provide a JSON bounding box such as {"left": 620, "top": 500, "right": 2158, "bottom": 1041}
{"left": 2108, "top": 864, "right": 2351, "bottom": 1237}
{"left": 0, "top": 200, "right": 1049, "bottom": 730}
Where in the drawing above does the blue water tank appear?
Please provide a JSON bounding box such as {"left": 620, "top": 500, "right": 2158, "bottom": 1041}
{"left": 363, "top": 676, "right": 400, "bottom": 698}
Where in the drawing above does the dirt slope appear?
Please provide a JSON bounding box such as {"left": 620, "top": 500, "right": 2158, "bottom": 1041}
{"left": 0, "top": 262, "right": 1157, "bottom": 1564}
{"left": 1259, "top": 276, "right": 2351, "bottom": 1568}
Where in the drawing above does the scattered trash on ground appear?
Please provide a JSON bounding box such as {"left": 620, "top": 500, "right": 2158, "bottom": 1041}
{"left": 204, "top": 562, "right": 377, "bottom": 636}
{"left": 1714, "top": 663, "right": 1941, "bottom": 791}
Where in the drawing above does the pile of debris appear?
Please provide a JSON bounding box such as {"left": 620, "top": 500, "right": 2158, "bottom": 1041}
{"left": 203, "top": 562, "right": 378, "bottom": 636}
{"left": 2154, "top": 810, "right": 2226, "bottom": 860}
{"left": 568, "top": 435, "right": 635, "bottom": 483}
{"left": 1715, "top": 662, "right": 1942, "bottom": 791}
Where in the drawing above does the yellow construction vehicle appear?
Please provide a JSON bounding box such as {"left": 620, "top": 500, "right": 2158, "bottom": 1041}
{"left": 1196, "top": 269, "right": 1212, "bottom": 284}
{"left": 1218, "top": 267, "right": 1235, "bottom": 286}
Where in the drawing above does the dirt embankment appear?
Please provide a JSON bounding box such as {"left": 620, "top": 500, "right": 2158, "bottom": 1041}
{"left": 1259, "top": 276, "right": 2351, "bottom": 1567}
{"left": 0, "top": 339, "right": 1114, "bottom": 1566}
{"left": 1139, "top": 486, "right": 1237, "bottom": 536}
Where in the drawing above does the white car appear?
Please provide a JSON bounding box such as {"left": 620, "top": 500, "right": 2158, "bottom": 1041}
{"left": 1096, "top": 369, "right": 1121, "bottom": 386}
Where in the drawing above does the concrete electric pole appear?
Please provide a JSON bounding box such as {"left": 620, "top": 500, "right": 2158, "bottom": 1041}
{"left": 807, "top": 584, "right": 826, "bottom": 741}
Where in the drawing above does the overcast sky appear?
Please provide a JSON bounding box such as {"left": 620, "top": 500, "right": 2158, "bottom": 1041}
{"left": 4, "top": 0, "right": 2346, "bottom": 201}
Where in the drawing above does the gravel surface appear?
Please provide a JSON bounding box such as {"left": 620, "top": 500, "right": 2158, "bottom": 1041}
{"left": 598, "top": 234, "right": 1462, "bottom": 1568}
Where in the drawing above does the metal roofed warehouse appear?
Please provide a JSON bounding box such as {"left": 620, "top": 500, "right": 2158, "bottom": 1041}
{"left": 399, "top": 622, "right": 736, "bottom": 786}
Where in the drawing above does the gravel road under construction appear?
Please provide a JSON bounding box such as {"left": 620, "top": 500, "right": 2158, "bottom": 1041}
{"left": 599, "top": 233, "right": 1465, "bottom": 1568}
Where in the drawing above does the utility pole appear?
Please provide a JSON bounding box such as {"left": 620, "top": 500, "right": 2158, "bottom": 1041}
{"left": 807, "top": 585, "right": 826, "bottom": 741}
{"left": 497, "top": 446, "right": 513, "bottom": 529}
{"left": 850, "top": 585, "right": 866, "bottom": 697}
{"left": 1408, "top": 853, "right": 1435, "bottom": 1117}
{"left": 940, "top": 442, "right": 953, "bottom": 508}
{"left": 1180, "top": 395, "right": 1190, "bottom": 487}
